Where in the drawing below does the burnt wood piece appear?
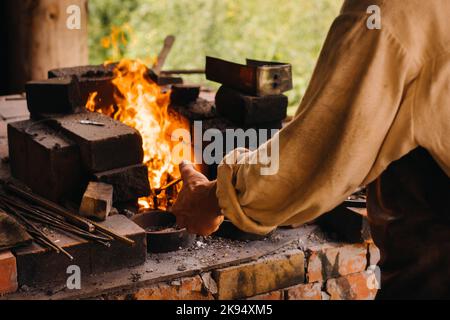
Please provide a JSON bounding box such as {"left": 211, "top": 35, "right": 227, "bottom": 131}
{"left": 25, "top": 77, "right": 83, "bottom": 117}
{"left": 205, "top": 56, "right": 293, "bottom": 96}
{"left": 79, "top": 182, "right": 113, "bottom": 221}
{"left": 215, "top": 86, "right": 288, "bottom": 126}
{"left": 94, "top": 164, "right": 151, "bottom": 203}
{"left": 7, "top": 120, "right": 85, "bottom": 202}
{"left": 46, "top": 112, "right": 144, "bottom": 173}
{"left": 13, "top": 214, "right": 146, "bottom": 287}
{"left": 170, "top": 84, "right": 200, "bottom": 106}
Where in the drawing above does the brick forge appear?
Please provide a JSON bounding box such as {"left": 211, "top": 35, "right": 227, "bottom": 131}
{"left": 0, "top": 91, "right": 379, "bottom": 300}
{"left": 0, "top": 95, "right": 380, "bottom": 301}
{"left": 1, "top": 223, "right": 381, "bottom": 300}
{"left": 105, "top": 241, "right": 380, "bottom": 301}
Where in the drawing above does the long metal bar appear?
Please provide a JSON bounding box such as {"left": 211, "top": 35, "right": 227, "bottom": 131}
{"left": 5, "top": 184, "right": 135, "bottom": 246}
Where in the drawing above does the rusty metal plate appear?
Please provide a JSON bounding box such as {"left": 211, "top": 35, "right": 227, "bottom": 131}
{"left": 205, "top": 56, "right": 293, "bottom": 96}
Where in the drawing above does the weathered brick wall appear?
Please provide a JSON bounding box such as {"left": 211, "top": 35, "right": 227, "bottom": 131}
{"left": 0, "top": 250, "right": 18, "bottom": 296}
{"left": 104, "top": 241, "right": 380, "bottom": 301}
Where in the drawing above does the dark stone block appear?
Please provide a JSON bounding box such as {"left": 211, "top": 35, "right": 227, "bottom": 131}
{"left": 13, "top": 215, "right": 146, "bottom": 287}
{"left": 8, "top": 120, "right": 85, "bottom": 202}
{"left": 79, "top": 77, "right": 115, "bottom": 111}
{"left": 316, "top": 206, "right": 370, "bottom": 243}
{"left": 13, "top": 232, "right": 91, "bottom": 287}
{"left": 170, "top": 84, "right": 200, "bottom": 106}
{"left": 198, "top": 117, "right": 282, "bottom": 179}
{"left": 94, "top": 164, "right": 151, "bottom": 203}
{"left": 25, "top": 77, "right": 83, "bottom": 117}
{"left": 48, "top": 64, "right": 116, "bottom": 79}
{"left": 7, "top": 120, "right": 29, "bottom": 183}
{"left": 47, "top": 112, "right": 144, "bottom": 173}
{"left": 90, "top": 215, "right": 147, "bottom": 274}
{"left": 48, "top": 64, "right": 116, "bottom": 110}
{"left": 170, "top": 97, "right": 217, "bottom": 121}
{"left": 215, "top": 86, "right": 288, "bottom": 126}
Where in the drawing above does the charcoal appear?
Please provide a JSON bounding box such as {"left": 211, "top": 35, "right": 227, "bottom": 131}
{"left": 215, "top": 86, "right": 288, "bottom": 125}
{"left": 47, "top": 112, "right": 144, "bottom": 173}
{"left": 25, "top": 76, "right": 83, "bottom": 116}
{"left": 8, "top": 120, "right": 85, "bottom": 202}
{"left": 94, "top": 164, "right": 150, "bottom": 203}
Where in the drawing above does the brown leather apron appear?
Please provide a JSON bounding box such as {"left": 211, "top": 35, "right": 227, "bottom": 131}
{"left": 367, "top": 148, "right": 450, "bottom": 299}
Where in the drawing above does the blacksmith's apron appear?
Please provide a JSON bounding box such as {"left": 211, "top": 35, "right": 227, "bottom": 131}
{"left": 367, "top": 148, "right": 450, "bottom": 299}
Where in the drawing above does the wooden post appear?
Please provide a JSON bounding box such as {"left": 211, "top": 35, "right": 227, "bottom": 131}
{"left": 2, "top": 0, "right": 88, "bottom": 94}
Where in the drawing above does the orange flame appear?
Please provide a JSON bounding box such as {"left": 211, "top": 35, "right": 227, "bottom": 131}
{"left": 86, "top": 59, "right": 192, "bottom": 209}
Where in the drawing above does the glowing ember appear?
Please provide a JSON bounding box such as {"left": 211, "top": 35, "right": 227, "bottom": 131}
{"left": 86, "top": 59, "right": 191, "bottom": 209}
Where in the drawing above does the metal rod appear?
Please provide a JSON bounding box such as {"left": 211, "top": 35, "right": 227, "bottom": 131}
{"left": 4, "top": 183, "right": 134, "bottom": 246}
{"left": 160, "top": 69, "right": 205, "bottom": 75}
{"left": 0, "top": 194, "right": 113, "bottom": 243}
{"left": 5, "top": 183, "right": 95, "bottom": 232}
{"left": 155, "top": 177, "right": 182, "bottom": 193}
{"left": 0, "top": 200, "right": 74, "bottom": 260}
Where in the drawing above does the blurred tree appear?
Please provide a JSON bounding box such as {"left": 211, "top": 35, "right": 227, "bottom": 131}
{"left": 88, "top": 0, "right": 342, "bottom": 114}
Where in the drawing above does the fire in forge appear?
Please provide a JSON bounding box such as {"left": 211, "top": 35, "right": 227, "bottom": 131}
{"left": 0, "top": 0, "right": 449, "bottom": 305}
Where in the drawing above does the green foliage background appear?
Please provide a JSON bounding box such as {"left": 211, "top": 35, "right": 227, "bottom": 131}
{"left": 88, "top": 0, "right": 342, "bottom": 114}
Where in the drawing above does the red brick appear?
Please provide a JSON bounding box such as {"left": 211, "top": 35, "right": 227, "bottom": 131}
{"left": 132, "top": 276, "right": 213, "bottom": 300}
{"left": 326, "top": 271, "right": 378, "bottom": 300}
{"left": 285, "top": 282, "right": 322, "bottom": 300}
{"left": 307, "top": 243, "right": 367, "bottom": 282}
{"left": 0, "top": 251, "right": 18, "bottom": 295}
{"left": 247, "top": 291, "right": 283, "bottom": 300}
{"left": 213, "top": 250, "right": 304, "bottom": 300}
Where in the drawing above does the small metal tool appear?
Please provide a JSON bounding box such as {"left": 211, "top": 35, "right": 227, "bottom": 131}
{"left": 79, "top": 120, "right": 105, "bottom": 127}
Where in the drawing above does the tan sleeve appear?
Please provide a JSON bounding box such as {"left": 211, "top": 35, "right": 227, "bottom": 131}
{"left": 216, "top": 13, "right": 417, "bottom": 235}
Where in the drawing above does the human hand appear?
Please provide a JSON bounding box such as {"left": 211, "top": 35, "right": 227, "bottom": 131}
{"left": 172, "top": 161, "right": 224, "bottom": 236}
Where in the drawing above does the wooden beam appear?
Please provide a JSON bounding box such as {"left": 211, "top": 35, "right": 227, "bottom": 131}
{"left": 3, "top": 0, "right": 88, "bottom": 94}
